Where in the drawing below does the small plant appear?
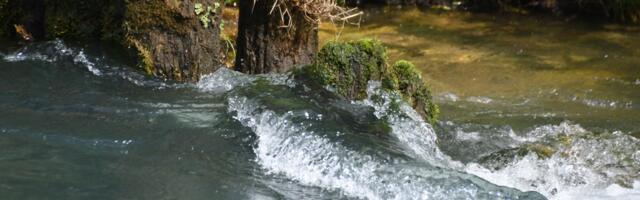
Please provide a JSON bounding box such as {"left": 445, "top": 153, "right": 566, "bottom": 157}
{"left": 220, "top": 33, "right": 236, "bottom": 67}
{"left": 194, "top": 2, "right": 222, "bottom": 28}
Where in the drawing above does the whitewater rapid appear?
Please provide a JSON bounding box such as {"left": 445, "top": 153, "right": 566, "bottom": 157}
{"left": 197, "top": 69, "right": 639, "bottom": 200}
{"left": 3, "top": 40, "right": 639, "bottom": 200}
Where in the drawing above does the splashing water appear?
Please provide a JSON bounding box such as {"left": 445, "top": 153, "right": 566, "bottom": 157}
{"left": 227, "top": 95, "right": 539, "bottom": 200}
{"left": 358, "top": 81, "right": 457, "bottom": 168}
{"left": 1, "top": 38, "right": 638, "bottom": 199}
{"left": 1, "top": 40, "right": 188, "bottom": 89}
{"left": 222, "top": 77, "right": 543, "bottom": 199}
{"left": 213, "top": 71, "right": 639, "bottom": 199}
{"left": 464, "top": 127, "right": 640, "bottom": 200}
{"left": 3, "top": 39, "right": 102, "bottom": 76}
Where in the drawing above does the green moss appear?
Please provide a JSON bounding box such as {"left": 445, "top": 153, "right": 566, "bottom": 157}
{"left": 310, "top": 39, "right": 387, "bottom": 100}
{"left": 124, "top": 0, "right": 189, "bottom": 36}
{"left": 478, "top": 143, "right": 556, "bottom": 170}
{"left": 384, "top": 60, "right": 439, "bottom": 124}
{"left": 392, "top": 60, "right": 421, "bottom": 87}
{"left": 194, "top": 2, "right": 222, "bottom": 29}
{"left": 299, "top": 39, "right": 438, "bottom": 124}
{"left": 525, "top": 144, "right": 556, "bottom": 159}
{"left": 127, "top": 37, "right": 154, "bottom": 75}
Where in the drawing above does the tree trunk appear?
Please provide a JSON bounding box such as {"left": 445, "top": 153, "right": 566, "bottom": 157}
{"left": 235, "top": 0, "right": 318, "bottom": 74}
{"left": 0, "top": 0, "right": 225, "bottom": 82}
{"left": 124, "top": 0, "right": 224, "bottom": 82}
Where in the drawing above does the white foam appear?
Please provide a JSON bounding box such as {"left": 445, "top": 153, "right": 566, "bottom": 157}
{"left": 466, "top": 128, "right": 640, "bottom": 200}
{"left": 359, "top": 83, "right": 640, "bottom": 200}
{"left": 511, "top": 121, "right": 587, "bottom": 143}
{"left": 228, "top": 93, "right": 525, "bottom": 199}
{"left": 438, "top": 92, "right": 459, "bottom": 102}
{"left": 467, "top": 96, "right": 494, "bottom": 104}
{"left": 197, "top": 68, "right": 255, "bottom": 93}
{"left": 197, "top": 68, "right": 294, "bottom": 93}
{"left": 360, "top": 81, "right": 455, "bottom": 168}
{"left": 73, "top": 50, "right": 102, "bottom": 76}
{"left": 3, "top": 39, "right": 102, "bottom": 76}
{"left": 221, "top": 75, "right": 638, "bottom": 200}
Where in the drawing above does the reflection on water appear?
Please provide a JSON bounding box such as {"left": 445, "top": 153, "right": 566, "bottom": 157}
{"left": 320, "top": 6, "right": 640, "bottom": 133}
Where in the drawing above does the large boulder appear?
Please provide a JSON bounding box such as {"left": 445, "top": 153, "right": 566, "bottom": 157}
{"left": 0, "top": 0, "right": 225, "bottom": 82}
{"left": 296, "top": 39, "right": 439, "bottom": 124}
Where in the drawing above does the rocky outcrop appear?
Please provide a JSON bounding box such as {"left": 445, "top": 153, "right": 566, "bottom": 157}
{"left": 295, "top": 39, "right": 439, "bottom": 124}
{"left": 0, "top": 0, "right": 225, "bottom": 82}
{"left": 234, "top": 0, "right": 318, "bottom": 74}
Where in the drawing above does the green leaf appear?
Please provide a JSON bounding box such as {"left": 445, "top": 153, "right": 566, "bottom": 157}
{"left": 194, "top": 3, "right": 204, "bottom": 15}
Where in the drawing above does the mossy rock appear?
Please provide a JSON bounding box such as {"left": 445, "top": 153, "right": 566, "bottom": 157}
{"left": 389, "top": 60, "right": 439, "bottom": 124}
{"left": 302, "top": 39, "right": 387, "bottom": 100}
{"left": 476, "top": 143, "right": 556, "bottom": 170}
{"left": 296, "top": 39, "right": 438, "bottom": 124}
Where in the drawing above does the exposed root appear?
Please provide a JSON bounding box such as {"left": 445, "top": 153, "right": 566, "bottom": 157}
{"left": 257, "top": 0, "right": 363, "bottom": 28}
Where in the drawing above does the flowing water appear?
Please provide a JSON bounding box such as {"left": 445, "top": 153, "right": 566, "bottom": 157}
{"left": 0, "top": 7, "right": 639, "bottom": 200}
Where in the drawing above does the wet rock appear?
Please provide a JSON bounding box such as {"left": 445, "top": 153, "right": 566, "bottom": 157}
{"left": 295, "top": 39, "right": 438, "bottom": 124}
{"left": 389, "top": 60, "right": 439, "bottom": 123}
{"left": 0, "top": 0, "right": 225, "bottom": 82}
{"left": 476, "top": 143, "right": 556, "bottom": 171}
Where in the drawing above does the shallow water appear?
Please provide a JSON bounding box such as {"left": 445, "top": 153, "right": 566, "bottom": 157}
{"left": 320, "top": 6, "right": 640, "bottom": 133}
{"left": 0, "top": 7, "right": 639, "bottom": 200}
{"left": 319, "top": 6, "right": 640, "bottom": 199}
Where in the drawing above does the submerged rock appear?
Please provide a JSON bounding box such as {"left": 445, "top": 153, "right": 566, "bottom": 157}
{"left": 295, "top": 39, "right": 439, "bottom": 124}
{"left": 0, "top": 0, "right": 225, "bottom": 82}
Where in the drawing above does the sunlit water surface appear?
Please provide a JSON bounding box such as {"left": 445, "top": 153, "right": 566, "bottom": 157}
{"left": 0, "top": 6, "right": 639, "bottom": 200}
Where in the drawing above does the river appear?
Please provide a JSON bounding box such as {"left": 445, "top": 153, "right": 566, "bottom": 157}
{"left": 0, "top": 6, "right": 639, "bottom": 200}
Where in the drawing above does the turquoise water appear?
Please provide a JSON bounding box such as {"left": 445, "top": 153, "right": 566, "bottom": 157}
{"left": 1, "top": 8, "right": 640, "bottom": 200}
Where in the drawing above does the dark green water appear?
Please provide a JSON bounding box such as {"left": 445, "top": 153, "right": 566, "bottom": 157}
{"left": 1, "top": 8, "right": 640, "bottom": 200}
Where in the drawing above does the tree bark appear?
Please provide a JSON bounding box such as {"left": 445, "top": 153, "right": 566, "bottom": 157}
{"left": 235, "top": 0, "right": 318, "bottom": 74}
{"left": 0, "top": 0, "right": 225, "bottom": 82}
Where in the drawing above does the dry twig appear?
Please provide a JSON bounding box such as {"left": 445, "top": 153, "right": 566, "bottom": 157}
{"left": 256, "top": 0, "right": 363, "bottom": 29}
